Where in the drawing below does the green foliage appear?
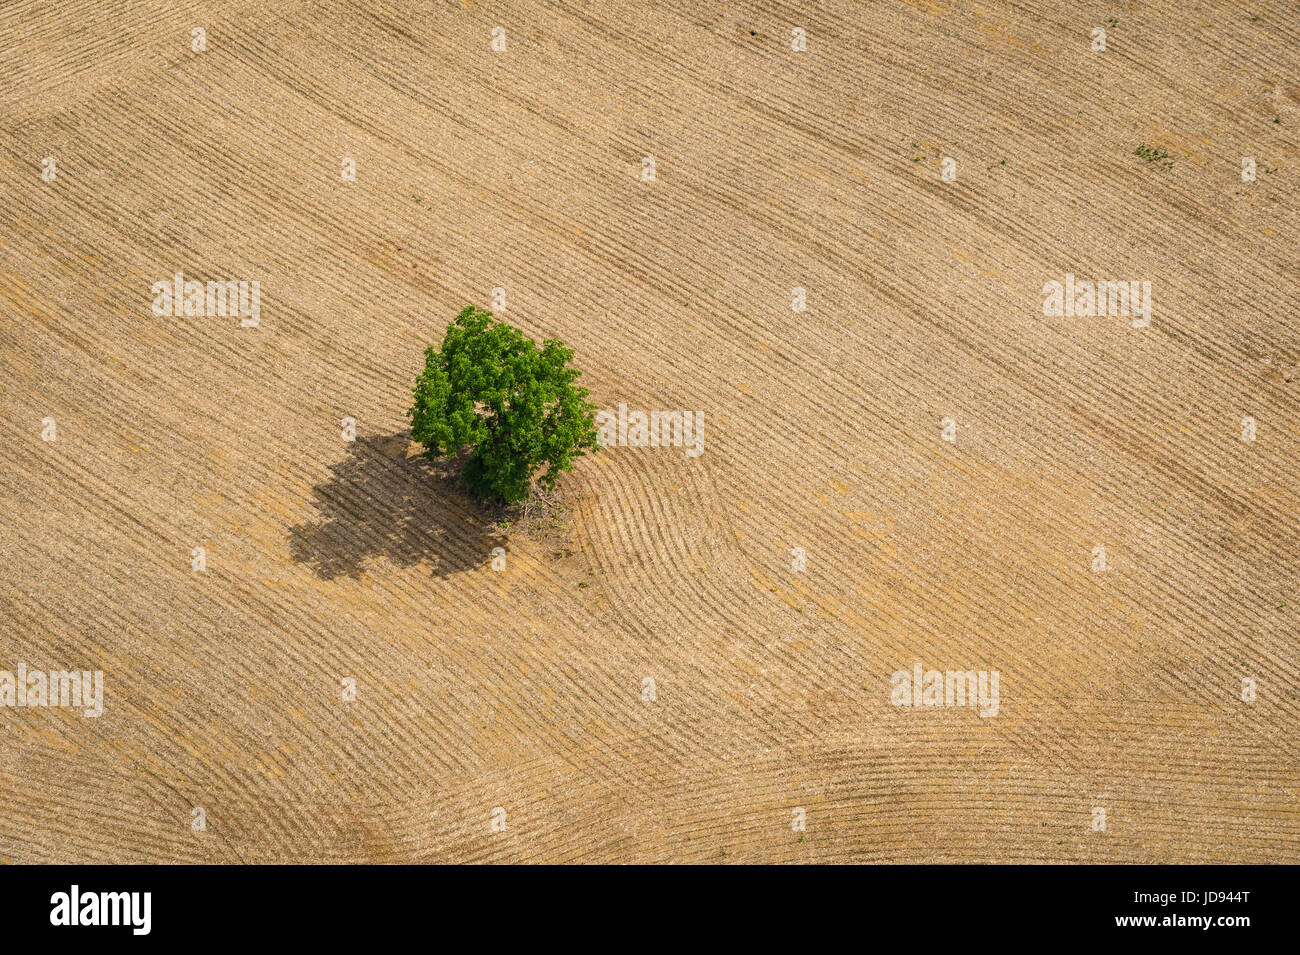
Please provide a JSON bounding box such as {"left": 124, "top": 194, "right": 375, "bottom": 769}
{"left": 408, "top": 306, "right": 598, "bottom": 503}
{"left": 1134, "top": 143, "right": 1173, "bottom": 169}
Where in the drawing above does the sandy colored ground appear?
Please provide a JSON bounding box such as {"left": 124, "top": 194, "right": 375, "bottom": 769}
{"left": 0, "top": 0, "right": 1297, "bottom": 863}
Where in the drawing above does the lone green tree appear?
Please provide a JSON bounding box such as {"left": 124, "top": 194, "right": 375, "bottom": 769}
{"left": 408, "top": 306, "right": 598, "bottom": 504}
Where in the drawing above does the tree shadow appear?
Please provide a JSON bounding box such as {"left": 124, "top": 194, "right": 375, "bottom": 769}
{"left": 287, "top": 432, "right": 505, "bottom": 580}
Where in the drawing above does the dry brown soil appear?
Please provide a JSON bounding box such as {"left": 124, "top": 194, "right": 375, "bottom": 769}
{"left": 0, "top": 0, "right": 1297, "bottom": 862}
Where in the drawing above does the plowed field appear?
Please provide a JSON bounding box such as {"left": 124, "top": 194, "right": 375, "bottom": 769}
{"left": 1, "top": 0, "right": 1297, "bottom": 862}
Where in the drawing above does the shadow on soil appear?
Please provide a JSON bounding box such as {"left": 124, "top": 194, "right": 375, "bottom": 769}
{"left": 288, "top": 432, "right": 504, "bottom": 580}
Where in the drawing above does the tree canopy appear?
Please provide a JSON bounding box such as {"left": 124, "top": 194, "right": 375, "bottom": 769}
{"left": 408, "top": 306, "right": 598, "bottom": 503}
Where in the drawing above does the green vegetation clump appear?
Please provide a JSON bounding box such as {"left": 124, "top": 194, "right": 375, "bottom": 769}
{"left": 409, "top": 306, "right": 598, "bottom": 504}
{"left": 1134, "top": 143, "right": 1174, "bottom": 169}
